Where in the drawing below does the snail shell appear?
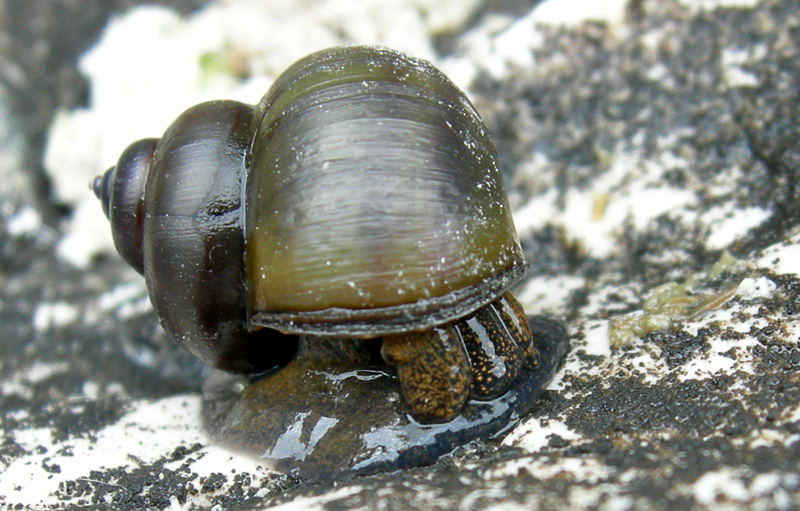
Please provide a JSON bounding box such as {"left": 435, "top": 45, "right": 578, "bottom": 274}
{"left": 246, "top": 46, "right": 524, "bottom": 334}
{"left": 93, "top": 46, "right": 533, "bottom": 422}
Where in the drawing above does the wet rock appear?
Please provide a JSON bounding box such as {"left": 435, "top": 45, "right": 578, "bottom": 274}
{"left": 202, "top": 316, "right": 568, "bottom": 481}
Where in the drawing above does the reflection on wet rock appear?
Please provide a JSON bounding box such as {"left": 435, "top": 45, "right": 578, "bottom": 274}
{"left": 202, "top": 315, "right": 568, "bottom": 481}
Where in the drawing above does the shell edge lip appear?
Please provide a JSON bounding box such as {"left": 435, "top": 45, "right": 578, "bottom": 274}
{"left": 250, "top": 262, "right": 527, "bottom": 338}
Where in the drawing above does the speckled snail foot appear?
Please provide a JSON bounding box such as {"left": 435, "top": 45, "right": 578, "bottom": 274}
{"left": 202, "top": 315, "right": 568, "bottom": 481}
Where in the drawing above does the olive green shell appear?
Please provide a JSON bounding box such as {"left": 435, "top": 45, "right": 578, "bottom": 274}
{"left": 245, "top": 46, "right": 524, "bottom": 336}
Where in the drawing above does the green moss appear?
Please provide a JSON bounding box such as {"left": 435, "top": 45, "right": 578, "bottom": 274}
{"left": 608, "top": 252, "right": 744, "bottom": 348}
{"left": 198, "top": 47, "right": 249, "bottom": 83}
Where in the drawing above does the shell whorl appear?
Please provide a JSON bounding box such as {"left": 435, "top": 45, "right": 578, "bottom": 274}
{"left": 245, "top": 46, "right": 525, "bottom": 336}
{"left": 92, "top": 138, "right": 157, "bottom": 273}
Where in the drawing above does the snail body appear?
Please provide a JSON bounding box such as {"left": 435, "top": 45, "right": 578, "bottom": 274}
{"left": 93, "top": 46, "right": 538, "bottom": 423}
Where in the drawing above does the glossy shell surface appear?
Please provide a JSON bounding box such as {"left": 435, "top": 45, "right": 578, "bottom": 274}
{"left": 246, "top": 46, "right": 524, "bottom": 336}
{"left": 95, "top": 100, "right": 293, "bottom": 373}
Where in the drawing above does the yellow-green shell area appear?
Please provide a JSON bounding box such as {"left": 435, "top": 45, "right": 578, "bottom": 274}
{"left": 245, "top": 46, "right": 524, "bottom": 336}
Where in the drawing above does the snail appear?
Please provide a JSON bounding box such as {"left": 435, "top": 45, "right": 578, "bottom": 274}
{"left": 92, "top": 45, "right": 544, "bottom": 425}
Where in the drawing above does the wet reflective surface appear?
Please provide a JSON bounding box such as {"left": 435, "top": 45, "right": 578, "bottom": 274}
{"left": 202, "top": 315, "right": 568, "bottom": 481}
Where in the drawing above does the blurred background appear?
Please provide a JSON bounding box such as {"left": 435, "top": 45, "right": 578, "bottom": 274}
{"left": 3, "top": 1, "right": 799, "bottom": 509}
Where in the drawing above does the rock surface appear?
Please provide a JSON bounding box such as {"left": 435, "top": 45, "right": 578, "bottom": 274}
{"left": 1, "top": 0, "right": 798, "bottom": 509}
